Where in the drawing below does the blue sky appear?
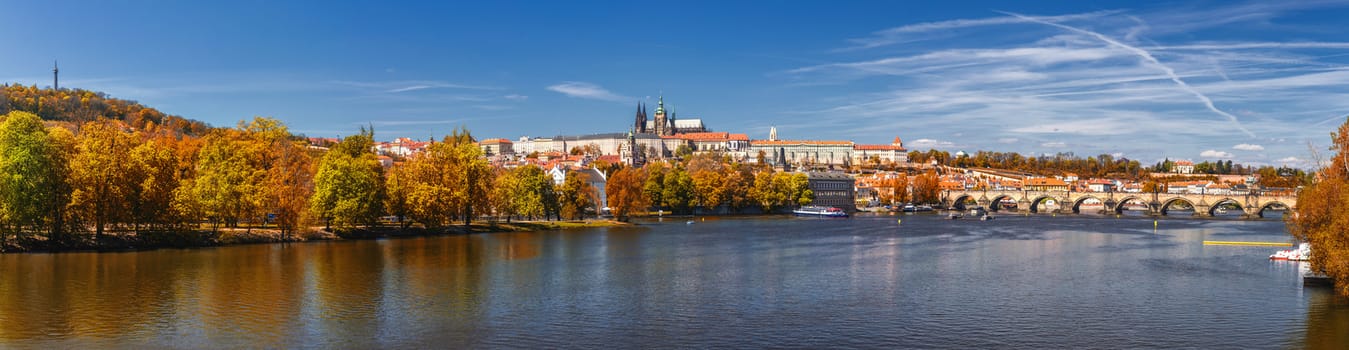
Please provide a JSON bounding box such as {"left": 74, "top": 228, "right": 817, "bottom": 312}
{"left": 4, "top": 0, "right": 1349, "bottom": 168}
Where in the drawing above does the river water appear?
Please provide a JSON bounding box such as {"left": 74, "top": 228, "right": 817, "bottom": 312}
{"left": 1, "top": 214, "right": 1346, "bottom": 348}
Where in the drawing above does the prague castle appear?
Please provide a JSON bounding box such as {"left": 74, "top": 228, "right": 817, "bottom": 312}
{"left": 633, "top": 95, "right": 707, "bottom": 136}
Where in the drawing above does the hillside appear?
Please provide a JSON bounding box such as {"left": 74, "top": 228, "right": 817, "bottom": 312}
{"left": 0, "top": 84, "right": 212, "bottom": 136}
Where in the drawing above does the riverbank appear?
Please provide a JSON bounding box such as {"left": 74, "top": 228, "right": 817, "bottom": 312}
{"left": 0, "top": 220, "right": 631, "bottom": 254}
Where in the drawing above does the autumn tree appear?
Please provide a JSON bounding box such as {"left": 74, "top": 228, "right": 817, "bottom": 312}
{"left": 691, "top": 166, "right": 726, "bottom": 212}
{"left": 911, "top": 170, "right": 941, "bottom": 204}
{"left": 267, "top": 137, "right": 314, "bottom": 237}
{"left": 1288, "top": 117, "right": 1349, "bottom": 296}
{"left": 877, "top": 172, "right": 910, "bottom": 205}
{"left": 606, "top": 166, "right": 648, "bottom": 221}
{"left": 490, "top": 168, "right": 519, "bottom": 222}
{"left": 559, "top": 171, "right": 595, "bottom": 220}
{"left": 127, "top": 137, "right": 182, "bottom": 233}
{"left": 750, "top": 171, "right": 785, "bottom": 212}
{"left": 394, "top": 128, "right": 493, "bottom": 228}
{"left": 69, "top": 119, "right": 138, "bottom": 240}
{"left": 721, "top": 163, "right": 754, "bottom": 212}
{"left": 187, "top": 128, "right": 256, "bottom": 231}
{"left": 384, "top": 162, "right": 414, "bottom": 229}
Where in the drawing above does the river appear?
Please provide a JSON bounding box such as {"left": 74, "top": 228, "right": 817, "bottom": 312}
{"left": 1, "top": 213, "right": 1345, "bottom": 348}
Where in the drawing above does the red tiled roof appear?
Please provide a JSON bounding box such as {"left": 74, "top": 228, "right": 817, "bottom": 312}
{"left": 675, "top": 132, "right": 730, "bottom": 140}
{"left": 853, "top": 144, "right": 905, "bottom": 151}
{"left": 750, "top": 140, "right": 853, "bottom": 146}
{"left": 729, "top": 133, "right": 749, "bottom": 141}
{"left": 1026, "top": 178, "right": 1068, "bottom": 186}
{"left": 1176, "top": 160, "right": 1194, "bottom": 166}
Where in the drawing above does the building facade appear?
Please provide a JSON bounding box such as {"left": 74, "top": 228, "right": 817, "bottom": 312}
{"left": 750, "top": 140, "right": 855, "bottom": 168}
{"left": 806, "top": 172, "right": 857, "bottom": 212}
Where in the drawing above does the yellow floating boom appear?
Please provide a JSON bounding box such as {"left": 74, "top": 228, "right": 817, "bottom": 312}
{"left": 1202, "top": 240, "right": 1293, "bottom": 247}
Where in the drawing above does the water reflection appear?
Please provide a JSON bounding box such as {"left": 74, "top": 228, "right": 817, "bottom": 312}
{"left": 1303, "top": 289, "right": 1349, "bottom": 349}
{"left": 0, "top": 215, "right": 1344, "bottom": 348}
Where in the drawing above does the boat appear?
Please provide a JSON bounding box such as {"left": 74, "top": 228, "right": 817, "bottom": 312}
{"left": 901, "top": 204, "right": 934, "bottom": 213}
{"left": 793, "top": 205, "right": 849, "bottom": 218}
{"left": 1270, "top": 243, "right": 1311, "bottom": 261}
{"left": 979, "top": 214, "right": 994, "bottom": 221}
{"left": 947, "top": 212, "right": 962, "bottom": 220}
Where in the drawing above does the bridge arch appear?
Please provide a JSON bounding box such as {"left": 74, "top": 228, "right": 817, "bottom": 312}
{"left": 1112, "top": 196, "right": 1149, "bottom": 214}
{"left": 1159, "top": 197, "right": 1196, "bottom": 216}
{"left": 988, "top": 194, "right": 1017, "bottom": 212}
{"left": 1206, "top": 197, "right": 1244, "bottom": 216}
{"left": 1028, "top": 195, "right": 1062, "bottom": 213}
{"left": 1071, "top": 195, "right": 1105, "bottom": 214}
{"left": 950, "top": 194, "right": 978, "bottom": 210}
{"left": 1253, "top": 201, "right": 1291, "bottom": 218}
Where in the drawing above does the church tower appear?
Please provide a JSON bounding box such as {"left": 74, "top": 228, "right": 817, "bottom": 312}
{"left": 634, "top": 102, "right": 647, "bottom": 134}
{"left": 653, "top": 95, "right": 667, "bottom": 136}
{"left": 668, "top": 106, "right": 677, "bottom": 135}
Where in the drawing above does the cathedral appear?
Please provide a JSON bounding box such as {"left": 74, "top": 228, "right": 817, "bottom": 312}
{"left": 633, "top": 95, "right": 706, "bottom": 136}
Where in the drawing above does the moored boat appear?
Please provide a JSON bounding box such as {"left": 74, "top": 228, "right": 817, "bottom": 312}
{"left": 793, "top": 205, "right": 849, "bottom": 218}
{"left": 1270, "top": 243, "right": 1311, "bottom": 261}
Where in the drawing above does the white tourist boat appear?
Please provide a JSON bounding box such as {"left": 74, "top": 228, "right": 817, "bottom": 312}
{"left": 1269, "top": 243, "right": 1311, "bottom": 261}
{"left": 793, "top": 206, "right": 849, "bottom": 218}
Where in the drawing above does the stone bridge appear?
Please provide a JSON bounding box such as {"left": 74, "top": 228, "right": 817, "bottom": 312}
{"left": 940, "top": 189, "right": 1297, "bottom": 218}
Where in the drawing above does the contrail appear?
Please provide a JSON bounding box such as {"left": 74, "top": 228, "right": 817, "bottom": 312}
{"left": 997, "top": 10, "right": 1257, "bottom": 138}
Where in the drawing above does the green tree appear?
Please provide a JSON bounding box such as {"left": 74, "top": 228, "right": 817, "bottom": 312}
{"left": 509, "top": 165, "right": 556, "bottom": 221}
{"left": 0, "top": 111, "right": 63, "bottom": 249}
{"left": 661, "top": 166, "right": 694, "bottom": 214}
{"left": 310, "top": 127, "right": 384, "bottom": 230}
{"left": 642, "top": 163, "right": 666, "bottom": 211}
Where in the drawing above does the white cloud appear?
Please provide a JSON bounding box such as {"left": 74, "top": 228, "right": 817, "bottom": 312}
{"left": 331, "top": 80, "right": 498, "bottom": 93}
{"left": 999, "top": 10, "right": 1257, "bottom": 138}
{"left": 843, "top": 10, "right": 1122, "bottom": 50}
{"left": 546, "top": 82, "right": 628, "bottom": 101}
{"left": 1233, "top": 143, "right": 1264, "bottom": 151}
{"left": 1200, "top": 150, "right": 1234, "bottom": 158}
{"left": 503, "top": 94, "right": 528, "bottom": 101}
{"left": 1041, "top": 141, "right": 1067, "bottom": 148}
{"left": 908, "top": 138, "right": 956, "bottom": 149}
{"left": 778, "top": 2, "right": 1349, "bottom": 163}
{"left": 1276, "top": 156, "right": 1301, "bottom": 163}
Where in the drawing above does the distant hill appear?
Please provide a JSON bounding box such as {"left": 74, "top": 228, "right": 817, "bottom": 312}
{"left": 0, "top": 84, "right": 212, "bottom": 136}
